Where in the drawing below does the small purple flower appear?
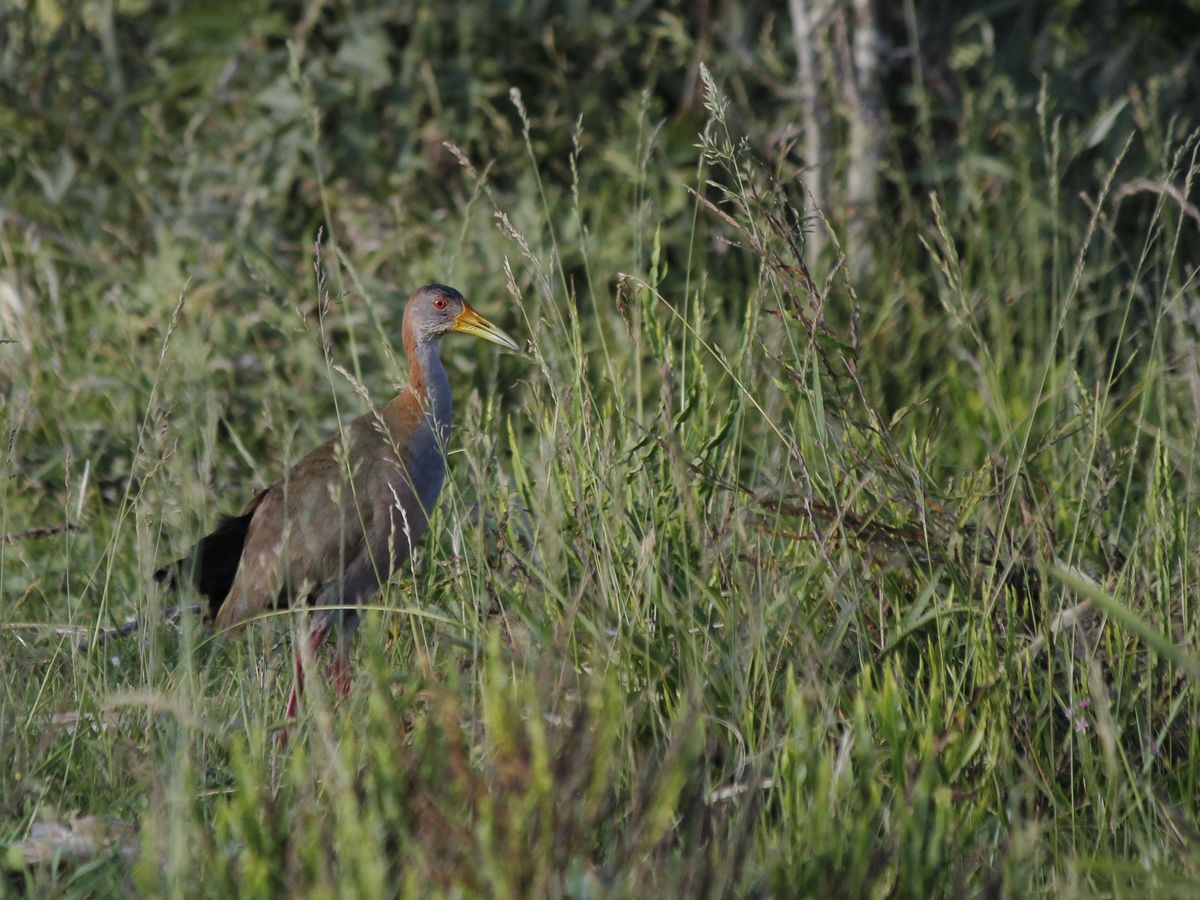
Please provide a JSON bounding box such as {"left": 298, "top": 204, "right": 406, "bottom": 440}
{"left": 1063, "top": 700, "right": 1091, "bottom": 733}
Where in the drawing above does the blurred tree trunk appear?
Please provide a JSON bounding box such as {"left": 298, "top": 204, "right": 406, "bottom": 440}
{"left": 788, "top": 0, "right": 884, "bottom": 281}
{"left": 845, "top": 0, "right": 882, "bottom": 280}
{"left": 788, "top": 0, "right": 828, "bottom": 259}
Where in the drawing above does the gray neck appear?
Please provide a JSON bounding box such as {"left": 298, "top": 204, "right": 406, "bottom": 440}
{"left": 409, "top": 338, "right": 452, "bottom": 443}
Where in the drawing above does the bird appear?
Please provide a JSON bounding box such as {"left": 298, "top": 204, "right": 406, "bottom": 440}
{"left": 154, "top": 283, "right": 519, "bottom": 724}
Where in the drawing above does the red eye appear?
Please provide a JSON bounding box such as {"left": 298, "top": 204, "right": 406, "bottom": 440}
{"left": 433, "top": 297, "right": 448, "bottom": 310}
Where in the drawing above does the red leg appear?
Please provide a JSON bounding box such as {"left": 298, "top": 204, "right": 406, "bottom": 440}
{"left": 329, "top": 658, "right": 351, "bottom": 698}
{"left": 331, "top": 637, "right": 352, "bottom": 699}
{"left": 283, "top": 619, "right": 331, "bottom": 721}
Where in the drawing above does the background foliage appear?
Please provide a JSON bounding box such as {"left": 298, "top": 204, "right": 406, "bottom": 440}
{"left": 4, "top": 0, "right": 1200, "bottom": 895}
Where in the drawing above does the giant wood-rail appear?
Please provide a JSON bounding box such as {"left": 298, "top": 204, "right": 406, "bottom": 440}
{"left": 156, "top": 284, "right": 518, "bottom": 722}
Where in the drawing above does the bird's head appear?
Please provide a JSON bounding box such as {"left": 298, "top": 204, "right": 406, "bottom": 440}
{"left": 405, "top": 283, "right": 520, "bottom": 352}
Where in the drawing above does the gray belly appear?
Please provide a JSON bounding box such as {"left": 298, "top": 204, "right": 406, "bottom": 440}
{"left": 373, "top": 437, "right": 446, "bottom": 572}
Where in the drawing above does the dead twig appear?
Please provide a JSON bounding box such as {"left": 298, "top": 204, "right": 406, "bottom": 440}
{"left": 3, "top": 522, "right": 82, "bottom": 543}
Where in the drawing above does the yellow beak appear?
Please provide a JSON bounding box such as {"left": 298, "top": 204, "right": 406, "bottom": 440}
{"left": 452, "top": 302, "right": 520, "bottom": 352}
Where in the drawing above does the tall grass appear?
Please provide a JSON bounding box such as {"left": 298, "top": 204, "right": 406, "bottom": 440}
{"left": 4, "top": 3, "right": 1200, "bottom": 896}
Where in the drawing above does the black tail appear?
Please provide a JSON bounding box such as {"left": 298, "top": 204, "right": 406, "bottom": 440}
{"left": 154, "top": 512, "right": 255, "bottom": 619}
{"left": 77, "top": 511, "right": 256, "bottom": 652}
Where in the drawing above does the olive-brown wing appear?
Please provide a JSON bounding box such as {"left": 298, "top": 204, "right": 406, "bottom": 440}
{"left": 214, "top": 435, "right": 374, "bottom": 629}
